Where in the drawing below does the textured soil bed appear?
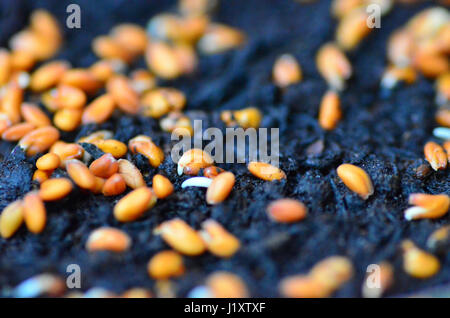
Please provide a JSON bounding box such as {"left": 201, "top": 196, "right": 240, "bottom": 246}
{"left": 0, "top": 0, "right": 449, "bottom": 297}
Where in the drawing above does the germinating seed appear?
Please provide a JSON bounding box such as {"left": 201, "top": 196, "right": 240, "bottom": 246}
{"left": 427, "top": 225, "right": 450, "bottom": 253}
{"left": 404, "top": 193, "right": 450, "bottom": 220}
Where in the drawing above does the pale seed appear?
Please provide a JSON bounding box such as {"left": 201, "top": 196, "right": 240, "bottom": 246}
{"left": 117, "top": 159, "right": 146, "bottom": 189}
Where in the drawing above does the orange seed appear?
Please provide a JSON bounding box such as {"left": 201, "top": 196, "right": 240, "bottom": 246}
{"left": 23, "top": 191, "right": 46, "bottom": 234}
{"left": 152, "top": 174, "right": 174, "bottom": 199}
{"left": 117, "top": 159, "right": 146, "bottom": 189}
{"left": 336, "top": 164, "right": 373, "bottom": 199}
{"left": 267, "top": 199, "right": 308, "bottom": 223}
{"left": 154, "top": 218, "right": 206, "bottom": 256}
{"left": 147, "top": 250, "right": 185, "bottom": 280}
{"left": 86, "top": 227, "right": 131, "bottom": 252}
{"left": 66, "top": 159, "right": 96, "bottom": 190}
{"left": 247, "top": 161, "right": 286, "bottom": 181}
{"left": 424, "top": 141, "right": 447, "bottom": 171}
{"left": 318, "top": 90, "right": 342, "bottom": 130}
{"left": 102, "top": 173, "right": 126, "bottom": 196}
{"left": 114, "top": 187, "right": 156, "bottom": 222}
{"left": 39, "top": 178, "right": 73, "bottom": 201}
{"left": 206, "top": 171, "right": 235, "bottom": 205}
{"left": 36, "top": 153, "right": 61, "bottom": 171}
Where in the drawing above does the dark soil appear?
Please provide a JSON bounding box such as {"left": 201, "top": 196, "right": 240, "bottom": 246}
{"left": 0, "top": 0, "right": 449, "bottom": 297}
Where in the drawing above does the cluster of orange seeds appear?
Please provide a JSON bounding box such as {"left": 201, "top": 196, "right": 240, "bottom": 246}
{"left": 0, "top": 0, "right": 249, "bottom": 246}
{"left": 280, "top": 256, "right": 354, "bottom": 298}
{"left": 153, "top": 217, "right": 240, "bottom": 258}
{"left": 384, "top": 7, "right": 449, "bottom": 145}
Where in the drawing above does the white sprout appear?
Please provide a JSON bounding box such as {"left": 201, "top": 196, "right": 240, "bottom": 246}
{"left": 181, "top": 177, "right": 212, "bottom": 189}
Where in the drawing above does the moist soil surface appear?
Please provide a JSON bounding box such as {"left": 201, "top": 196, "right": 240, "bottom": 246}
{"left": 0, "top": 0, "right": 449, "bottom": 297}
